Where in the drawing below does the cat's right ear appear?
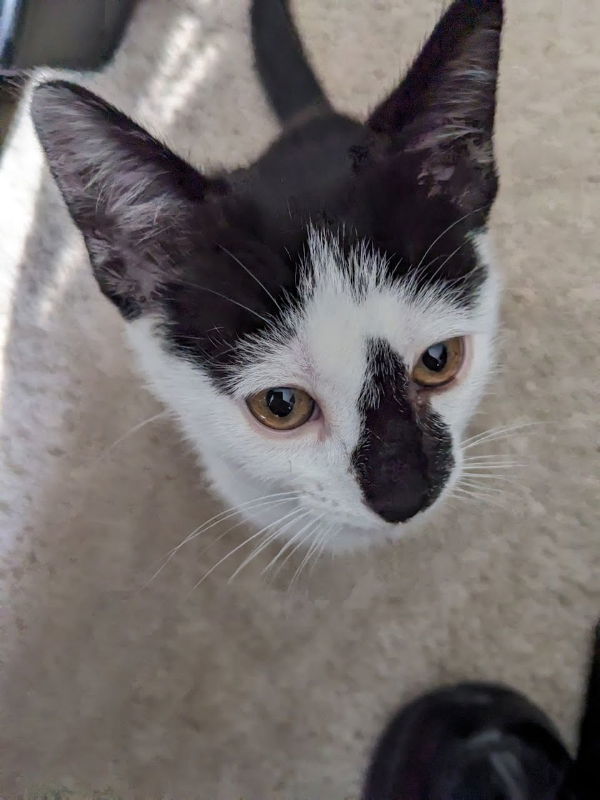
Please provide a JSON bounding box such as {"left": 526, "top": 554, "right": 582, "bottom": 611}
{"left": 32, "top": 81, "right": 227, "bottom": 319}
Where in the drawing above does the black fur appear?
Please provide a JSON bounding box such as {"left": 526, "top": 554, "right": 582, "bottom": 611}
{"left": 32, "top": 0, "right": 504, "bottom": 376}
{"left": 352, "top": 341, "right": 453, "bottom": 523}
{"left": 250, "top": 0, "right": 331, "bottom": 123}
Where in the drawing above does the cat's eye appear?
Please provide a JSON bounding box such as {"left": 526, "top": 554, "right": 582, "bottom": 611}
{"left": 246, "top": 387, "right": 316, "bottom": 430}
{"left": 412, "top": 337, "right": 465, "bottom": 388}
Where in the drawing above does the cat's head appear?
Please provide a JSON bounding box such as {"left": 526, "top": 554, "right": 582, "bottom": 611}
{"left": 32, "top": 0, "right": 503, "bottom": 552}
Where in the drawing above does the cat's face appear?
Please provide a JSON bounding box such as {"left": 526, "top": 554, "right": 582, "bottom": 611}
{"left": 128, "top": 226, "right": 499, "bottom": 551}
{"left": 32, "top": 0, "right": 503, "bottom": 551}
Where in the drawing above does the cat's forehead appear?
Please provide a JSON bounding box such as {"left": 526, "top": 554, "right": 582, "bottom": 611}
{"left": 302, "top": 228, "right": 476, "bottom": 348}
{"left": 163, "top": 215, "right": 490, "bottom": 395}
{"left": 227, "top": 228, "right": 485, "bottom": 398}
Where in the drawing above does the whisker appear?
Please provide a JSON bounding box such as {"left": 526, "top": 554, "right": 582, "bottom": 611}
{"left": 91, "top": 411, "right": 170, "bottom": 465}
{"left": 143, "top": 492, "right": 300, "bottom": 587}
{"left": 461, "top": 463, "right": 526, "bottom": 471}
{"left": 423, "top": 238, "right": 472, "bottom": 285}
{"left": 218, "top": 244, "right": 282, "bottom": 313}
{"left": 227, "top": 509, "right": 312, "bottom": 583}
{"left": 458, "top": 479, "right": 506, "bottom": 496}
{"left": 279, "top": 535, "right": 317, "bottom": 587}
{"left": 461, "top": 472, "right": 527, "bottom": 490}
{"left": 288, "top": 526, "right": 324, "bottom": 590}
{"left": 451, "top": 487, "right": 506, "bottom": 510}
{"left": 171, "top": 492, "right": 299, "bottom": 552}
{"left": 187, "top": 507, "right": 305, "bottom": 594}
{"left": 415, "top": 208, "right": 482, "bottom": 273}
{"left": 450, "top": 488, "right": 479, "bottom": 505}
{"left": 173, "top": 278, "right": 272, "bottom": 326}
{"left": 190, "top": 499, "right": 300, "bottom": 565}
{"left": 462, "top": 420, "right": 543, "bottom": 445}
{"left": 307, "top": 528, "right": 331, "bottom": 578}
{"left": 264, "top": 514, "right": 322, "bottom": 579}
{"left": 464, "top": 453, "right": 526, "bottom": 462}
{"left": 462, "top": 421, "right": 543, "bottom": 451}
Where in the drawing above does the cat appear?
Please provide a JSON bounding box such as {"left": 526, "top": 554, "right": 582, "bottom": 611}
{"left": 31, "top": 0, "right": 504, "bottom": 552}
{"left": 361, "top": 620, "right": 600, "bottom": 800}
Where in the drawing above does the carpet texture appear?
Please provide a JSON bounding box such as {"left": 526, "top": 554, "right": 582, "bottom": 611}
{"left": 0, "top": 1, "right": 598, "bottom": 797}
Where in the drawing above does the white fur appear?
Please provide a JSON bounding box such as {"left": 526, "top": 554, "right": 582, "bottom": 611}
{"left": 127, "top": 228, "right": 500, "bottom": 552}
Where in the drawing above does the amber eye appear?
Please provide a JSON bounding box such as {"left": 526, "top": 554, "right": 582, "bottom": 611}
{"left": 411, "top": 337, "right": 465, "bottom": 388}
{"left": 247, "top": 387, "right": 316, "bottom": 430}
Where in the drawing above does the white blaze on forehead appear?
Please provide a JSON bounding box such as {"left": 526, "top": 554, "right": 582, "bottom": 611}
{"left": 300, "top": 227, "right": 488, "bottom": 377}
{"left": 230, "top": 227, "right": 496, "bottom": 405}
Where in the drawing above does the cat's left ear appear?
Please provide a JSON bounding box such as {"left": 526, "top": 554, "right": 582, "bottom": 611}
{"left": 367, "top": 0, "right": 503, "bottom": 218}
{"left": 32, "top": 81, "right": 227, "bottom": 319}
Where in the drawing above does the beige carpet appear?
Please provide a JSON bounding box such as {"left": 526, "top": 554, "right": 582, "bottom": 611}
{"left": 0, "top": 1, "right": 598, "bottom": 797}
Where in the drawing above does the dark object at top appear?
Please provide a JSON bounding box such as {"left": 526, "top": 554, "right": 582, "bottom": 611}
{"left": 0, "top": 0, "right": 136, "bottom": 70}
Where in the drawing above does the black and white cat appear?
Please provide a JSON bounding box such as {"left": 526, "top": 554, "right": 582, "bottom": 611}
{"left": 32, "top": 0, "right": 504, "bottom": 551}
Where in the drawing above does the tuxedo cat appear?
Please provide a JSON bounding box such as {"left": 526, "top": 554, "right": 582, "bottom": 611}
{"left": 362, "top": 622, "right": 600, "bottom": 800}
{"left": 32, "top": 0, "right": 503, "bottom": 552}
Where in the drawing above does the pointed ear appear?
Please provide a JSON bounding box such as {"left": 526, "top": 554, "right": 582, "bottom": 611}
{"left": 31, "top": 81, "right": 226, "bottom": 319}
{"left": 368, "top": 0, "right": 503, "bottom": 217}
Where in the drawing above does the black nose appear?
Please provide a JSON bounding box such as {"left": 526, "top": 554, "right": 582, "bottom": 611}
{"left": 350, "top": 338, "right": 453, "bottom": 525}
{"left": 364, "top": 483, "right": 430, "bottom": 524}
{"left": 357, "top": 443, "right": 432, "bottom": 524}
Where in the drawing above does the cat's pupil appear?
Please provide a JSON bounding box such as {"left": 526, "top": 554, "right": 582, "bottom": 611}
{"left": 266, "top": 388, "right": 295, "bottom": 417}
{"left": 422, "top": 343, "right": 448, "bottom": 372}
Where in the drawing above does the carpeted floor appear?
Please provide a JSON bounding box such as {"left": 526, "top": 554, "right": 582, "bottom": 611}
{"left": 0, "top": 1, "right": 598, "bottom": 797}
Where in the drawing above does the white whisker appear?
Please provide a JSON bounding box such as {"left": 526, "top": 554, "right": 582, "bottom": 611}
{"left": 143, "top": 491, "right": 300, "bottom": 587}
{"left": 461, "top": 472, "right": 526, "bottom": 491}
{"left": 175, "top": 278, "right": 272, "bottom": 325}
{"left": 463, "top": 461, "right": 521, "bottom": 468}
{"left": 458, "top": 479, "right": 506, "bottom": 496}
{"left": 218, "top": 244, "right": 282, "bottom": 312}
{"left": 462, "top": 421, "right": 542, "bottom": 450}
{"left": 307, "top": 528, "right": 330, "bottom": 578}
{"left": 451, "top": 486, "right": 506, "bottom": 510}
{"left": 264, "top": 514, "right": 322, "bottom": 579}
{"left": 173, "top": 493, "right": 299, "bottom": 553}
{"left": 464, "top": 454, "right": 526, "bottom": 462}
{"left": 423, "top": 238, "right": 471, "bottom": 285}
{"left": 415, "top": 208, "right": 482, "bottom": 273}
{"left": 92, "top": 411, "right": 169, "bottom": 465}
{"left": 187, "top": 506, "right": 305, "bottom": 593}
{"left": 288, "top": 526, "right": 324, "bottom": 590}
{"left": 227, "top": 509, "right": 312, "bottom": 583}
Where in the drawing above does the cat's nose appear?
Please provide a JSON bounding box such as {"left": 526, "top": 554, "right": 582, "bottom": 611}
{"left": 366, "top": 490, "right": 429, "bottom": 524}
{"left": 357, "top": 449, "right": 434, "bottom": 524}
